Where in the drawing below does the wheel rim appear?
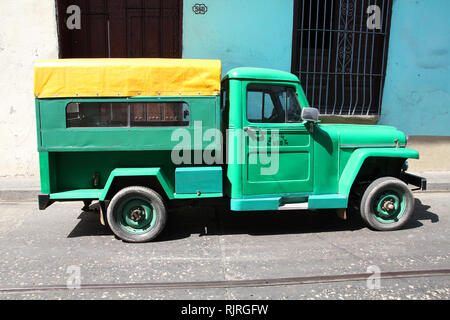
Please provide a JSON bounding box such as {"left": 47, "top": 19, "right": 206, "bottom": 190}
{"left": 117, "top": 197, "right": 157, "bottom": 234}
{"left": 371, "top": 188, "right": 406, "bottom": 223}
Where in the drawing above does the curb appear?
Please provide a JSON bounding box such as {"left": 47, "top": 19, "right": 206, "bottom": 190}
{"left": 0, "top": 190, "right": 40, "bottom": 202}
{"left": 0, "top": 178, "right": 41, "bottom": 202}
{"left": 424, "top": 183, "right": 450, "bottom": 192}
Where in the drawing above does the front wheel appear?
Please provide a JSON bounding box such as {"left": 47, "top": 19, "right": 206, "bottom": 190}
{"left": 360, "top": 177, "right": 414, "bottom": 231}
{"left": 107, "top": 186, "right": 167, "bottom": 242}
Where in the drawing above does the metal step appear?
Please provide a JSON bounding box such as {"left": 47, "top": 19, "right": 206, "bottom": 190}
{"left": 278, "top": 202, "right": 309, "bottom": 211}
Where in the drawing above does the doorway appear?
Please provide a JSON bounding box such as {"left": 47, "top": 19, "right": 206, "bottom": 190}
{"left": 56, "top": 0, "right": 182, "bottom": 58}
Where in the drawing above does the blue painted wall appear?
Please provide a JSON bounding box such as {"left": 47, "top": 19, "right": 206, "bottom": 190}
{"left": 182, "top": 0, "right": 449, "bottom": 136}
{"left": 182, "top": 0, "right": 294, "bottom": 76}
{"left": 378, "top": 0, "right": 450, "bottom": 136}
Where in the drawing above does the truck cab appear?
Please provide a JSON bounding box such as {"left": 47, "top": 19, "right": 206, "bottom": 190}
{"left": 34, "top": 59, "right": 426, "bottom": 242}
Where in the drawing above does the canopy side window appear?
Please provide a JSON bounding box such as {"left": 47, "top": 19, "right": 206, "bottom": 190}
{"left": 66, "top": 101, "right": 190, "bottom": 128}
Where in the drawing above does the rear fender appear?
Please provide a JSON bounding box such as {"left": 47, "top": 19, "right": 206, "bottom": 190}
{"left": 99, "top": 168, "right": 174, "bottom": 201}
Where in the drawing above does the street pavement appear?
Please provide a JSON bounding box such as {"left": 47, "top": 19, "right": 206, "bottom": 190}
{"left": 0, "top": 191, "right": 448, "bottom": 300}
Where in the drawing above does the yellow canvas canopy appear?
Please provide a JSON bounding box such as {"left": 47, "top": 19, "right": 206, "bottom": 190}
{"left": 34, "top": 58, "right": 222, "bottom": 98}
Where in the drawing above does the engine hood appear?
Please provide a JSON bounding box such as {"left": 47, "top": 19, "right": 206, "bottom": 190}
{"left": 318, "top": 124, "right": 407, "bottom": 148}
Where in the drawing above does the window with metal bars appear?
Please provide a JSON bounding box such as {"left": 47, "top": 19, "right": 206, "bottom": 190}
{"left": 291, "top": 0, "right": 393, "bottom": 116}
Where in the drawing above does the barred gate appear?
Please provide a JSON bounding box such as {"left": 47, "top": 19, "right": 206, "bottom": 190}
{"left": 291, "top": 0, "right": 393, "bottom": 115}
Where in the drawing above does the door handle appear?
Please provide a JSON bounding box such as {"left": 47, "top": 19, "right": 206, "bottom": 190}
{"left": 244, "top": 127, "right": 266, "bottom": 142}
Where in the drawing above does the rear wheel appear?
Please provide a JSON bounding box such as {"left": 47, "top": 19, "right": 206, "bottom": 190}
{"left": 360, "top": 177, "right": 414, "bottom": 231}
{"left": 107, "top": 186, "right": 167, "bottom": 242}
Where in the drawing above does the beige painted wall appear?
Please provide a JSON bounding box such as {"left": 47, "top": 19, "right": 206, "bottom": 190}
{"left": 407, "top": 136, "right": 450, "bottom": 172}
{"left": 0, "top": 1, "right": 58, "bottom": 177}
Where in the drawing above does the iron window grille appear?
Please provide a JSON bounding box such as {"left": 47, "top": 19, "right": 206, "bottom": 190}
{"left": 291, "top": 0, "right": 393, "bottom": 116}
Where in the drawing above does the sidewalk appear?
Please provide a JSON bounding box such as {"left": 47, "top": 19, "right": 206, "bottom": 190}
{"left": 0, "top": 177, "right": 41, "bottom": 202}
{"left": 0, "top": 171, "right": 449, "bottom": 202}
{"left": 418, "top": 171, "right": 450, "bottom": 192}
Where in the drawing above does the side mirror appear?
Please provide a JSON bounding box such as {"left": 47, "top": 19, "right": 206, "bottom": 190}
{"left": 301, "top": 107, "right": 319, "bottom": 123}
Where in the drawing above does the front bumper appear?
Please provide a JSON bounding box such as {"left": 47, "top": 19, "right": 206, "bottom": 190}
{"left": 400, "top": 172, "right": 427, "bottom": 191}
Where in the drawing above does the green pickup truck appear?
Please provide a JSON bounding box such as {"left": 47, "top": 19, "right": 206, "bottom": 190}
{"left": 34, "top": 58, "right": 426, "bottom": 242}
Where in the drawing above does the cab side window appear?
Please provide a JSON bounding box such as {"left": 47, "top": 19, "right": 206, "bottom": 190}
{"left": 286, "top": 89, "right": 302, "bottom": 122}
{"left": 246, "top": 84, "right": 302, "bottom": 123}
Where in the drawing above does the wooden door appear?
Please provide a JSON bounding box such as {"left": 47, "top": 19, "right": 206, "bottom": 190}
{"left": 56, "top": 0, "right": 182, "bottom": 58}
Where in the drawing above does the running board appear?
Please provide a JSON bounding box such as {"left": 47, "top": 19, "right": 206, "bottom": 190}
{"left": 278, "top": 202, "right": 308, "bottom": 211}
{"left": 230, "top": 194, "right": 348, "bottom": 211}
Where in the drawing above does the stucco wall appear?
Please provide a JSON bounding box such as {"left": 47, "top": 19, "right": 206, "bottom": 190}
{"left": 182, "top": 0, "right": 294, "bottom": 76}
{"left": 379, "top": 0, "right": 450, "bottom": 136}
{"left": 407, "top": 136, "right": 450, "bottom": 172}
{"left": 0, "top": 1, "right": 59, "bottom": 177}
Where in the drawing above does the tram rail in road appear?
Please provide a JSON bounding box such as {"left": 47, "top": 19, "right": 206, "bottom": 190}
{"left": 0, "top": 269, "right": 449, "bottom": 294}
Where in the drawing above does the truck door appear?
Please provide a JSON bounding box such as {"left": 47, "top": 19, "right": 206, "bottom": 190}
{"left": 241, "top": 82, "right": 313, "bottom": 196}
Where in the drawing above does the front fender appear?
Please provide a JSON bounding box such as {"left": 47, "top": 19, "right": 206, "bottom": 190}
{"left": 338, "top": 148, "right": 419, "bottom": 197}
